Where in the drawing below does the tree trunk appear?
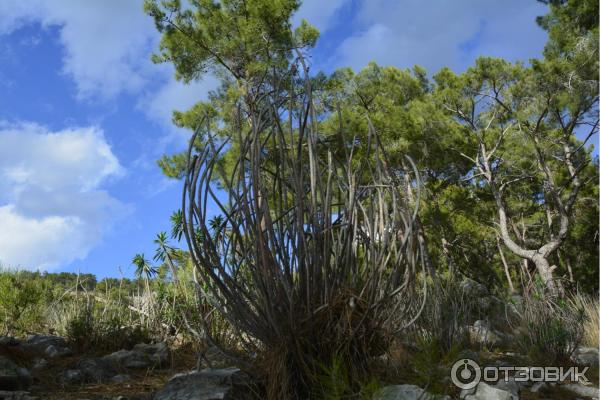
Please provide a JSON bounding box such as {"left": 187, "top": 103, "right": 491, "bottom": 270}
{"left": 530, "top": 254, "right": 562, "bottom": 296}
{"left": 496, "top": 236, "right": 515, "bottom": 293}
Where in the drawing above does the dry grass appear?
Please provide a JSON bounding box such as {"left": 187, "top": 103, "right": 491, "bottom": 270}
{"left": 573, "top": 294, "right": 599, "bottom": 348}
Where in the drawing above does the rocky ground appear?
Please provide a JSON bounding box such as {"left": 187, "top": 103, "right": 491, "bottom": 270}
{"left": 1, "top": 332, "right": 597, "bottom": 399}
{"left": 0, "top": 282, "right": 598, "bottom": 400}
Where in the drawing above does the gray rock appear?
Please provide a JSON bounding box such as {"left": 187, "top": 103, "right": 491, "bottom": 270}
{"left": 102, "top": 342, "right": 169, "bottom": 370}
{"left": 197, "top": 346, "right": 230, "bottom": 370}
{"left": 103, "top": 349, "right": 150, "bottom": 369}
{"left": 61, "top": 369, "right": 85, "bottom": 385}
{"left": 22, "top": 335, "right": 66, "bottom": 352}
{"left": 460, "top": 278, "right": 488, "bottom": 297}
{"left": 0, "top": 357, "right": 31, "bottom": 391}
{"left": 0, "top": 337, "right": 20, "bottom": 346}
{"left": 0, "top": 391, "right": 38, "bottom": 400}
{"left": 494, "top": 377, "right": 519, "bottom": 400}
{"left": 468, "top": 320, "right": 505, "bottom": 347}
{"left": 31, "top": 358, "right": 48, "bottom": 371}
{"left": 461, "top": 382, "right": 512, "bottom": 400}
{"left": 21, "top": 335, "right": 71, "bottom": 359}
{"left": 478, "top": 296, "right": 504, "bottom": 314}
{"left": 44, "top": 344, "right": 73, "bottom": 358}
{"left": 373, "top": 384, "right": 449, "bottom": 399}
{"left": 76, "top": 358, "right": 116, "bottom": 383}
{"left": 571, "top": 347, "right": 600, "bottom": 367}
{"left": 132, "top": 342, "right": 169, "bottom": 366}
{"left": 561, "top": 383, "right": 599, "bottom": 399}
{"left": 109, "top": 374, "right": 131, "bottom": 384}
{"left": 154, "top": 368, "right": 251, "bottom": 400}
{"left": 529, "top": 382, "right": 546, "bottom": 393}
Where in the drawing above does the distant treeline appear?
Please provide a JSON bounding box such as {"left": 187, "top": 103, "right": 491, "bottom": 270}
{"left": 0, "top": 269, "right": 159, "bottom": 295}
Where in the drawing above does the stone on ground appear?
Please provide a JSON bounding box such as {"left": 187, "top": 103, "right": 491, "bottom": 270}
{"left": 373, "top": 384, "right": 449, "bottom": 400}
{"left": 460, "top": 382, "right": 513, "bottom": 400}
{"left": 153, "top": 368, "right": 251, "bottom": 400}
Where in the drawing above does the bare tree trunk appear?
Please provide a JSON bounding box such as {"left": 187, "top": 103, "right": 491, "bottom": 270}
{"left": 530, "top": 254, "right": 563, "bottom": 295}
{"left": 496, "top": 236, "right": 515, "bottom": 293}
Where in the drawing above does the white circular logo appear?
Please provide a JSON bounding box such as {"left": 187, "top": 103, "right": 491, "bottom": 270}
{"left": 451, "top": 358, "right": 481, "bottom": 390}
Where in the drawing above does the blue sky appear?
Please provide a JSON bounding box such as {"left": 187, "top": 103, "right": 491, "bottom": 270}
{"left": 0, "top": 0, "right": 549, "bottom": 279}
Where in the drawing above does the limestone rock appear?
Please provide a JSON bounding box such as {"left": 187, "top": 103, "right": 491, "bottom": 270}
{"left": 102, "top": 342, "right": 169, "bottom": 370}
{"left": 571, "top": 346, "right": 599, "bottom": 367}
{"left": 460, "top": 382, "right": 513, "bottom": 400}
{"left": 374, "top": 384, "right": 449, "bottom": 399}
{"left": 561, "top": 383, "right": 599, "bottom": 399}
{"left": 154, "top": 368, "right": 251, "bottom": 400}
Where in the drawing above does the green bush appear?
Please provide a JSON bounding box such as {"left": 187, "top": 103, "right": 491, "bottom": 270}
{"left": 0, "top": 271, "right": 50, "bottom": 335}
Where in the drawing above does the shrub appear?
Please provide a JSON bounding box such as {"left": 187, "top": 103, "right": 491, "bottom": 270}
{"left": 52, "top": 296, "right": 151, "bottom": 352}
{"left": 517, "top": 291, "right": 585, "bottom": 364}
{"left": 177, "top": 57, "right": 425, "bottom": 398}
{"left": 309, "top": 355, "right": 381, "bottom": 400}
{"left": 403, "top": 277, "right": 475, "bottom": 394}
{"left": 410, "top": 277, "right": 474, "bottom": 353}
{"left": 0, "top": 271, "right": 49, "bottom": 335}
{"left": 570, "top": 293, "right": 599, "bottom": 348}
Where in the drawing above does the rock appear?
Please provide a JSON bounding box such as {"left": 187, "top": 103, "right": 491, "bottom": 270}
{"left": 571, "top": 347, "right": 600, "bottom": 367}
{"left": 0, "top": 337, "right": 20, "bottom": 346}
{"left": 109, "top": 374, "right": 131, "bottom": 384}
{"left": 21, "top": 335, "right": 71, "bottom": 359}
{"left": 132, "top": 342, "right": 169, "bottom": 366}
{"left": 460, "top": 278, "right": 488, "bottom": 297}
{"left": 31, "top": 359, "right": 48, "bottom": 371}
{"left": 461, "top": 382, "right": 513, "bottom": 400}
{"left": 468, "top": 320, "right": 505, "bottom": 347}
{"left": 478, "top": 296, "right": 504, "bottom": 314}
{"left": 102, "top": 342, "right": 169, "bottom": 370}
{"left": 494, "top": 377, "right": 519, "bottom": 400}
{"left": 197, "top": 346, "right": 230, "bottom": 370}
{"left": 22, "top": 335, "right": 66, "bottom": 351}
{"left": 153, "top": 368, "right": 251, "bottom": 400}
{"left": 103, "top": 349, "right": 150, "bottom": 369}
{"left": 0, "top": 391, "right": 38, "bottom": 400}
{"left": 0, "top": 357, "right": 31, "bottom": 391}
{"left": 561, "top": 383, "right": 599, "bottom": 399}
{"left": 75, "top": 358, "right": 116, "bottom": 383}
{"left": 44, "top": 344, "right": 73, "bottom": 358}
{"left": 61, "top": 369, "right": 85, "bottom": 385}
{"left": 373, "top": 384, "right": 449, "bottom": 399}
{"left": 529, "top": 382, "right": 546, "bottom": 393}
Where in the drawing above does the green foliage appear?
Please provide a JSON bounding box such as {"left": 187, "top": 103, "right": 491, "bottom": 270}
{"left": 310, "top": 355, "right": 381, "bottom": 400}
{"left": 408, "top": 337, "right": 463, "bottom": 396}
{"left": 144, "top": 0, "right": 317, "bottom": 82}
{"left": 0, "top": 271, "right": 50, "bottom": 335}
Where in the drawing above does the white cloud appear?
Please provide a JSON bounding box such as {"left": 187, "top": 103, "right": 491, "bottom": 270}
{"left": 0, "top": 0, "right": 155, "bottom": 99}
{"left": 293, "top": 0, "right": 349, "bottom": 32}
{"left": 138, "top": 65, "right": 219, "bottom": 142}
{"left": 330, "top": 0, "right": 548, "bottom": 74}
{"left": 0, "top": 123, "right": 128, "bottom": 270}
